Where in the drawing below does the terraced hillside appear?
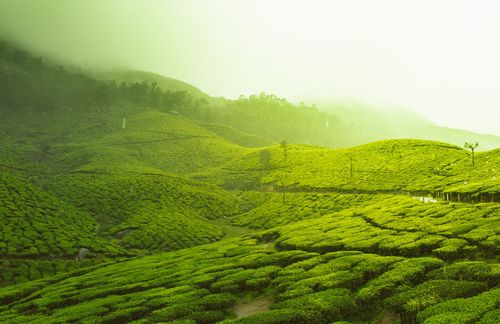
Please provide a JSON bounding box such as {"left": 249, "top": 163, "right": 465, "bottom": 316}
{"left": 199, "top": 123, "right": 276, "bottom": 148}
{"left": 201, "top": 139, "right": 500, "bottom": 201}
{"left": 0, "top": 171, "right": 126, "bottom": 287}
{"left": 1, "top": 42, "right": 499, "bottom": 323}
{"left": 0, "top": 108, "right": 250, "bottom": 285}
{"left": 41, "top": 173, "right": 240, "bottom": 251}
{"left": 0, "top": 194, "right": 498, "bottom": 323}
{"left": 0, "top": 100, "right": 251, "bottom": 286}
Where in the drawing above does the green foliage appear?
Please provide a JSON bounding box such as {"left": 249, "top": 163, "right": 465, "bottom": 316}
{"left": 417, "top": 287, "right": 500, "bottom": 323}
{"left": 0, "top": 41, "right": 499, "bottom": 324}
{"left": 0, "top": 172, "right": 121, "bottom": 260}
{"left": 427, "top": 261, "right": 500, "bottom": 287}
{"left": 42, "top": 173, "right": 239, "bottom": 251}
{"left": 385, "top": 280, "right": 487, "bottom": 315}
{"left": 271, "top": 288, "right": 356, "bottom": 322}
{"left": 204, "top": 139, "right": 500, "bottom": 196}
{"left": 207, "top": 93, "right": 342, "bottom": 147}
{"left": 201, "top": 123, "right": 276, "bottom": 148}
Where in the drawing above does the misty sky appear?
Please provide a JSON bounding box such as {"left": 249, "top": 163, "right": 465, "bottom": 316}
{"left": 0, "top": 0, "right": 499, "bottom": 136}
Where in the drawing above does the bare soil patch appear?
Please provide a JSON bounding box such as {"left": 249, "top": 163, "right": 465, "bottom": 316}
{"left": 234, "top": 296, "right": 273, "bottom": 318}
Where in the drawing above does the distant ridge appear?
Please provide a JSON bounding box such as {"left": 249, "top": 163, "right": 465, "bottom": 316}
{"left": 97, "top": 70, "right": 213, "bottom": 101}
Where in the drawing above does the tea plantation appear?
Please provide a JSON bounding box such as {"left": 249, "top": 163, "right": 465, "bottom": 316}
{"left": 1, "top": 44, "right": 499, "bottom": 323}
{"left": 0, "top": 225, "right": 498, "bottom": 323}
{"left": 202, "top": 140, "right": 500, "bottom": 199}
{"left": 2, "top": 122, "right": 499, "bottom": 323}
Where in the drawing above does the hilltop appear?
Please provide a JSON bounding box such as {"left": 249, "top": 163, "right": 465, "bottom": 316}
{"left": 97, "top": 70, "right": 218, "bottom": 104}
{"left": 199, "top": 139, "right": 500, "bottom": 200}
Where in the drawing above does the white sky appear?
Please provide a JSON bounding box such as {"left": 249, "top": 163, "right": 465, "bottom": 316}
{"left": 0, "top": 0, "right": 499, "bottom": 135}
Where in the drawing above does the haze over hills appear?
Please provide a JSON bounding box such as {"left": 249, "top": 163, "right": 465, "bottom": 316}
{"left": 319, "top": 103, "right": 500, "bottom": 150}
{"left": 101, "top": 67, "right": 500, "bottom": 150}
{"left": 97, "top": 70, "right": 215, "bottom": 103}
{"left": 0, "top": 40, "right": 499, "bottom": 323}
{"left": 1, "top": 0, "right": 500, "bottom": 322}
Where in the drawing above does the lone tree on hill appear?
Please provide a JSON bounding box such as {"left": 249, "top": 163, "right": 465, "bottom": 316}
{"left": 464, "top": 142, "right": 479, "bottom": 167}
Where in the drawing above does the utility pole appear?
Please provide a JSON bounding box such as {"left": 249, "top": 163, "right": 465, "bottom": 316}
{"left": 349, "top": 155, "right": 353, "bottom": 178}
{"left": 281, "top": 180, "right": 286, "bottom": 204}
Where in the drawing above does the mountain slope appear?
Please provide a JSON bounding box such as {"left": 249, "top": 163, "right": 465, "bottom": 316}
{"left": 321, "top": 103, "right": 500, "bottom": 150}
{"left": 98, "top": 70, "right": 214, "bottom": 102}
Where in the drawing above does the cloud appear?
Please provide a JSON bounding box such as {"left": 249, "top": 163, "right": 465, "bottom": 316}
{"left": 0, "top": 0, "right": 499, "bottom": 135}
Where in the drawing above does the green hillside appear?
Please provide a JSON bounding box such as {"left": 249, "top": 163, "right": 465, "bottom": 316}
{"left": 41, "top": 173, "right": 240, "bottom": 250}
{"left": 0, "top": 171, "right": 125, "bottom": 287}
{"left": 0, "top": 194, "right": 498, "bottom": 323}
{"left": 199, "top": 123, "right": 276, "bottom": 148}
{"left": 0, "top": 41, "right": 499, "bottom": 323}
{"left": 201, "top": 139, "right": 500, "bottom": 200}
{"left": 98, "top": 70, "right": 221, "bottom": 104}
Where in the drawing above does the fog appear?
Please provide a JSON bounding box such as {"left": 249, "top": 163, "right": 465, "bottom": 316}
{"left": 0, "top": 0, "right": 499, "bottom": 136}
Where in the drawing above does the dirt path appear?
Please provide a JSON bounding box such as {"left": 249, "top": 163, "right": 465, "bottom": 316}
{"left": 234, "top": 296, "right": 273, "bottom": 318}
{"left": 209, "top": 217, "right": 254, "bottom": 239}
{"left": 379, "top": 311, "right": 398, "bottom": 324}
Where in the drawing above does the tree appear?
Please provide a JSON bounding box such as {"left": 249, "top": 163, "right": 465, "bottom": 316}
{"left": 280, "top": 140, "right": 288, "bottom": 161}
{"left": 464, "top": 142, "right": 479, "bottom": 167}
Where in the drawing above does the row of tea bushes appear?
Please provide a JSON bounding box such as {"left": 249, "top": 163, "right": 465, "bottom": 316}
{"left": 0, "top": 258, "right": 116, "bottom": 287}
{"left": 2, "top": 229, "right": 497, "bottom": 323}
{"left": 40, "top": 173, "right": 241, "bottom": 251}
{"left": 203, "top": 139, "right": 499, "bottom": 196}
{"left": 271, "top": 196, "right": 499, "bottom": 259}
{"left": 0, "top": 172, "right": 122, "bottom": 258}
{"left": 234, "top": 192, "right": 387, "bottom": 229}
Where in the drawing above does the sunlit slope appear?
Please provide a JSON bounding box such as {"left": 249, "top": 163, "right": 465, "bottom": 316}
{"left": 1, "top": 109, "right": 246, "bottom": 175}
{"left": 0, "top": 196, "right": 498, "bottom": 323}
{"left": 200, "top": 123, "right": 276, "bottom": 148}
{"left": 232, "top": 192, "right": 499, "bottom": 256}
{"left": 201, "top": 139, "right": 500, "bottom": 196}
{"left": 440, "top": 148, "right": 500, "bottom": 195}
{"left": 84, "top": 111, "right": 244, "bottom": 174}
{"left": 233, "top": 192, "right": 389, "bottom": 229}
{"left": 272, "top": 195, "right": 499, "bottom": 257}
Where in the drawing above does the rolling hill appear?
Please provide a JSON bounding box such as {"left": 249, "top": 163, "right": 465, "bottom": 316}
{"left": 0, "top": 41, "right": 499, "bottom": 323}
